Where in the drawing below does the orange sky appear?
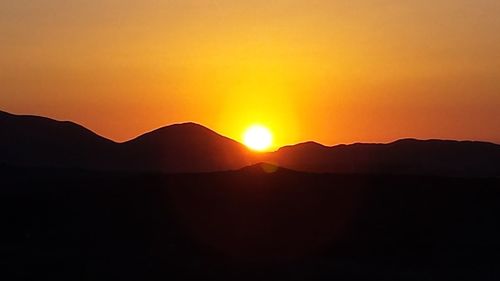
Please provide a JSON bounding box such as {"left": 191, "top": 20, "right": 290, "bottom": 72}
{"left": 2, "top": 0, "right": 500, "bottom": 148}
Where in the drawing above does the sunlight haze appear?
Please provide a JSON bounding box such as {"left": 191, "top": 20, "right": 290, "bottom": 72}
{"left": 2, "top": 0, "right": 499, "bottom": 146}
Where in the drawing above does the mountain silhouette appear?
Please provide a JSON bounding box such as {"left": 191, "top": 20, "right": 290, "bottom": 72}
{"left": 0, "top": 111, "right": 253, "bottom": 173}
{"left": 0, "top": 110, "right": 117, "bottom": 169}
{"left": 268, "top": 139, "right": 500, "bottom": 177}
{"left": 119, "top": 122, "right": 253, "bottom": 173}
{"left": 1, "top": 110, "right": 499, "bottom": 176}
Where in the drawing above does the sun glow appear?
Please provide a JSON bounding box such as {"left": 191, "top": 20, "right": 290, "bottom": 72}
{"left": 243, "top": 125, "right": 273, "bottom": 151}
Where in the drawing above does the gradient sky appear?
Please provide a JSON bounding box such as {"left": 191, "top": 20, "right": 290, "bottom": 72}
{"left": 1, "top": 0, "right": 499, "bottom": 147}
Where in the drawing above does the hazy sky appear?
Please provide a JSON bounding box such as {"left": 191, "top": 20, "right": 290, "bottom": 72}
{"left": 1, "top": 0, "right": 499, "bottom": 147}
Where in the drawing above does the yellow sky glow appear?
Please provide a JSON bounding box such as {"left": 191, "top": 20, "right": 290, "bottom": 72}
{"left": 1, "top": 0, "right": 499, "bottom": 146}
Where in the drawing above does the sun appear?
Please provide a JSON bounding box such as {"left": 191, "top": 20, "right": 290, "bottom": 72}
{"left": 243, "top": 125, "right": 273, "bottom": 151}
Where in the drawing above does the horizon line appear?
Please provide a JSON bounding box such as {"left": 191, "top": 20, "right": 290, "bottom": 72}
{"left": 2, "top": 109, "right": 499, "bottom": 149}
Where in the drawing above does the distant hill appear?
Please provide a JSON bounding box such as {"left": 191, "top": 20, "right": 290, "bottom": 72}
{"left": 1, "top": 110, "right": 499, "bottom": 176}
{"left": 0, "top": 110, "right": 117, "bottom": 170}
{"left": 119, "top": 123, "right": 253, "bottom": 173}
{"left": 0, "top": 111, "right": 253, "bottom": 173}
{"left": 267, "top": 139, "right": 500, "bottom": 177}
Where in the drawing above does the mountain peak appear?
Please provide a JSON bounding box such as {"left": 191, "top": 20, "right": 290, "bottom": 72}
{"left": 126, "top": 121, "right": 235, "bottom": 145}
{"left": 169, "top": 121, "right": 209, "bottom": 129}
{"left": 237, "top": 162, "right": 296, "bottom": 174}
{"left": 277, "top": 141, "right": 327, "bottom": 152}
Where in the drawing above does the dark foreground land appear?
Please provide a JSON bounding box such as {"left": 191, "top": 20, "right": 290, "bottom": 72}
{"left": 2, "top": 165, "right": 500, "bottom": 280}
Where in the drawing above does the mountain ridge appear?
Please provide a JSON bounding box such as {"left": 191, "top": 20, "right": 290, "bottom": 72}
{"left": 3, "top": 110, "right": 498, "bottom": 147}
{"left": 1, "top": 110, "right": 499, "bottom": 176}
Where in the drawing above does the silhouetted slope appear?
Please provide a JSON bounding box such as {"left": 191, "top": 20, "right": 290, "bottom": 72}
{"left": 119, "top": 122, "right": 253, "bottom": 173}
{"left": 0, "top": 110, "right": 117, "bottom": 169}
{"left": 0, "top": 111, "right": 253, "bottom": 173}
{"left": 1, "top": 110, "right": 499, "bottom": 176}
{"left": 268, "top": 139, "right": 500, "bottom": 177}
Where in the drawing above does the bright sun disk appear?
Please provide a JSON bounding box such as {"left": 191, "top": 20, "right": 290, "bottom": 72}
{"left": 243, "top": 125, "right": 273, "bottom": 151}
